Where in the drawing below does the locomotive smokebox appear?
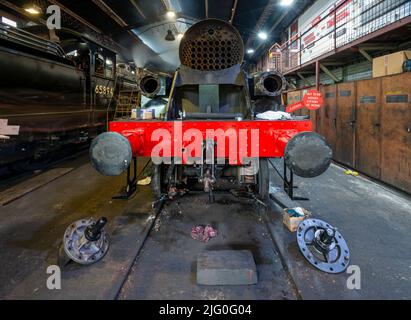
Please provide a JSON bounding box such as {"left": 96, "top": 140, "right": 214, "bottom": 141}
{"left": 179, "top": 19, "right": 244, "bottom": 71}
{"left": 284, "top": 132, "right": 333, "bottom": 178}
{"left": 89, "top": 132, "right": 132, "bottom": 176}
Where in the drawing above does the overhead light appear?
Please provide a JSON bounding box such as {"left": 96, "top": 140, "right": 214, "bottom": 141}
{"left": 24, "top": 4, "right": 42, "bottom": 15}
{"left": 258, "top": 32, "right": 268, "bottom": 40}
{"left": 176, "top": 33, "right": 184, "bottom": 40}
{"left": 166, "top": 11, "right": 176, "bottom": 19}
{"left": 280, "top": 0, "right": 294, "bottom": 5}
{"left": 247, "top": 49, "right": 255, "bottom": 54}
{"left": 1, "top": 17, "right": 17, "bottom": 27}
{"left": 106, "top": 59, "right": 113, "bottom": 65}
{"left": 165, "top": 29, "right": 175, "bottom": 41}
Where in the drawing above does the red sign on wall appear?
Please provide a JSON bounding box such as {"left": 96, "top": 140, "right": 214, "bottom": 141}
{"left": 286, "top": 90, "right": 323, "bottom": 113}
{"left": 303, "top": 90, "right": 324, "bottom": 110}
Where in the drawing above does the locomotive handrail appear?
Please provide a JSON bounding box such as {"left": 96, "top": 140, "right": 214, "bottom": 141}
{"left": 0, "top": 22, "right": 65, "bottom": 57}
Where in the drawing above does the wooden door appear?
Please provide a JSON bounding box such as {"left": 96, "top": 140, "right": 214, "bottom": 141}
{"left": 320, "top": 85, "right": 337, "bottom": 154}
{"left": 287, "top": 90, "right": 302, "bottom": 115}
{"left": 301, "top": 87, "right": 316, "bottom": 121}
{"left": 336, "top": 82, "right": 356, "bottom": 167}
{"left": 355, "top": 78, "right": 382, "bottom": 179}
{"left": 380, "top": 73, "right": 411, "bottom": 193}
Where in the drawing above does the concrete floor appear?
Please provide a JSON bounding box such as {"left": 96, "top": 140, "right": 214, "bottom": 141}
{"left": 0, "top": 155, "right": 410, "bottom": 299}
{"left": 290, "top": 163, "right": 411, "bottom": 299}
{"left": 118, "top": 193, "right": 296, "bottom": 300}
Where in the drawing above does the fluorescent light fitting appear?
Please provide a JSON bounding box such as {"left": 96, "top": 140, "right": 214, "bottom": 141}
{"left": 258, "top": 31, "right": 268, "bottom": 40}
{"left": 166, "top": 11, "right": 176, "bottom": 19}
{"left": 1, "top": 17, "right": 17, "bottom": 27}
{"left": 280, "top": 0, "right": 294, "bottom": 6}
{"left": 24, "top": 4, "right": 41, "bottom": 15}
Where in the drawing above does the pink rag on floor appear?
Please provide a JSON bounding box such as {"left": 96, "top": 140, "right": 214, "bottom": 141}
{"left": 191, "top": 225, "right": 218, "bottom": 243}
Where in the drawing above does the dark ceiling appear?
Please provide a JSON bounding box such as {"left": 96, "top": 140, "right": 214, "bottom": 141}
{"left": 1, "top": 0, "right": 316, "bottom": 71}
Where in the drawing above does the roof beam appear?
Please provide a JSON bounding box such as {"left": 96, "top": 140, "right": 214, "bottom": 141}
{"left": 2, "top": 0, "right": 130, "bottom": 55}
{"left": 229, "top": 0, "right": 238, "bottom": 24}
{"left": 252, "top": 9, "right": 289, "bottom": 55}
{"left": 90, "top": 0, "right": 145, "bottom": 44}
{"left": 90, "top": 0, "right": 128, "bottom": 27}
{"left": 245, "top": 0, "right": 276, "bottom": 49}
{"left": 129, "top": 0, "right": 146, "bottom": 20}
{"left": 1, "top": 0, "right": 47, "bottom": 24}
{"left": 48, "top": 0, "right": 102, "bottom": 33}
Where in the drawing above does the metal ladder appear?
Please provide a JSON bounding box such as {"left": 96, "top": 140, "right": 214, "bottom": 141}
{"left": 113, "top": 83, "right": 140, "bottom": 119}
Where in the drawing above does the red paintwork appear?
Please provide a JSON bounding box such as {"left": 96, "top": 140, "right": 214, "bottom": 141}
{"left": 109, "top": 120, "right": 313, "bottom": 164}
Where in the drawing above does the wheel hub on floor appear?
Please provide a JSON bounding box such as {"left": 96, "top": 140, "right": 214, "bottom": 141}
{"left": 297, "top": 219, "right": 350, "bottom": 274}
{"left": 63, "top": 217, "right": 109, "bottom": 265}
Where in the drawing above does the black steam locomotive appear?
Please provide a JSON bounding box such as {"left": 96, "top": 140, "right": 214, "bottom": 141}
{"left": 0, "top": 21, "right": 138, "bottom": 171}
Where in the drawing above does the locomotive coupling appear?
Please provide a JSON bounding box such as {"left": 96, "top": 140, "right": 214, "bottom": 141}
{"left": 284, "top": 132, "right": 332, "bottom": 178}
{"left": 90, "top": 132, "right": 132, "bottom": 176}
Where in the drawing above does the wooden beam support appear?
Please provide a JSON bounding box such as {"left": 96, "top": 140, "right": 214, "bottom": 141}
{"left": 359, "top": 48, "right": 373, "bottom": 62}
{"left": 319, "top": 63, "right": 340, "bottom": 83}
{"left": 297, "top": 72, "right": 312, "bottom": 87}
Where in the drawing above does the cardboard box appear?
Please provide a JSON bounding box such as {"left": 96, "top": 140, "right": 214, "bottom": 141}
{"left": 283, "top": 208, "right": 311, "bottom": 232}
{"left": 139, "top": 109, "right": 155, "bottom": 120}
{"left": 373, "top": 51, "right": 411, "bottom": 78}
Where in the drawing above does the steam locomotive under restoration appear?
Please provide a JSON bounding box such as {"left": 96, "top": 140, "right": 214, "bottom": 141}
{"left": 89, "top": 19, "right": 333, "bottom": 201}
{"left": 0, "top": 21, "right": 138, "bottom": 171}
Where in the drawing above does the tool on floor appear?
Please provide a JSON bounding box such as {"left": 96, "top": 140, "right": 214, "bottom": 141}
{"left": 297, "top": 219, "right": 350, "bottom": 274}
{"left": 59, "top": 217, "right": 110, "bottom": 266}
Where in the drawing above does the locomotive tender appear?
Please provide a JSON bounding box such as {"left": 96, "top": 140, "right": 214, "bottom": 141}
{"left": 88, "top": 19, "right": 333, "bottom": 201}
